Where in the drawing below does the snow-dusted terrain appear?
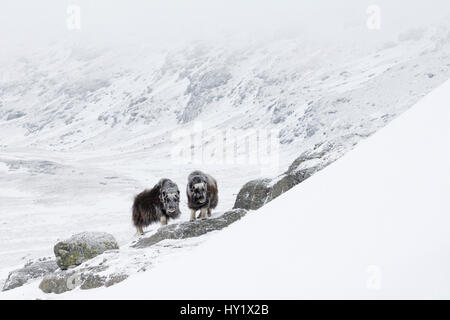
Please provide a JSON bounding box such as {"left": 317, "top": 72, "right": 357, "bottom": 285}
{"left": 3, "top": 69, "right": 448, "bottom": 299}
{"left": 56, "top": 77, "right": 450, "bottom": 299}
{"left": 1, "top": 2, "right": 450, "bottom": 298}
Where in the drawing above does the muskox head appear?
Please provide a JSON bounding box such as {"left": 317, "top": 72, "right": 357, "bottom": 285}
{"left": 189, "top": 176, "right": 208, "bottom": 204}
{"left": 159, "top": 181, "right": 181, "bottom": 217}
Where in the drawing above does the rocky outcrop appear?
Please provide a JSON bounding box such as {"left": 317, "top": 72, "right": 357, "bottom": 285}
{"left": 80, "top": 274, "right": 107, "bottom": 290}
{"left": 233, "top": 175, "right": 302, "bottom": 211}
{"left": 2, "top": 258, "right": 59, "bottom": 291}
{"left": 8, "top": 209, "right": 249, "bottom": 295}
{"left": 39, "top": 261, "right": 127, "bottom": 294}
{"left": 105, "top": 273, "right": 129, "bottom": 288}
{"left": 80, "top": 273, "right": 128, "bottom": 290}
{"left": 36, "top": 209, "right": 246, "bottom": 294}
{"left": 233, "top": 141, "right": 341, "bottom": 210}
{"left": 54, "top": 232, "right": 119, "bottom": 270}
{"left": 39, "top": 270, "right": 77, "bottom": 294}
{"left": 132, "top": 209, "right": 247, "bottom": 249}
{"left": 232, "top": 179, "right": 273, "bottom": 210}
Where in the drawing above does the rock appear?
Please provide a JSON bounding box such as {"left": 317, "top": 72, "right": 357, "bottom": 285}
{"left": 105, "top": 273, "right": 128, "bottom": 287}
{"left": 2, "top": 259, "right": 59, "bottom": 291}
{"left": 233, "top": 179, "right": 272, "bottom": 210}
{"left": 38, "top": 209, "right": 246, "bottom": 294}
{"left": 80, "top": 272, "right": 128, "bottom": 290}
{"left": 39, "top": 271, "right": 76, "bottom": 294}
{"left": 233, "top": 175, "right": 302, "bottom": 211}
{"left": 39, "top": 268, "right": 128, "bottom": 294}
{"left": 38, "top": 264, "right": 107, "bottom": 294}
{"left": 54, "top": 232, "right": 119, "bottom": 270}
{"left": 233, "top": 143, "right": 337, "bottom": 211}
{"left": 80, "top": 274, "right": 106, "bottom": 290}
{"left": 269, "top": 174, "right": 302, "bottom": 200}
{"left": 132, "top": 209, "right": 247, "bottom": 249}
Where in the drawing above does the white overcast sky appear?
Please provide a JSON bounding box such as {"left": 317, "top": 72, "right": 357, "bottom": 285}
{"left": 1, "top": 0, "right": 450, "bottom": 54}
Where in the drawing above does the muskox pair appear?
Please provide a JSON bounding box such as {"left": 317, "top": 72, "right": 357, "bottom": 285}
{"left": 132, "top": 171, "right": 218, "bottom": 235}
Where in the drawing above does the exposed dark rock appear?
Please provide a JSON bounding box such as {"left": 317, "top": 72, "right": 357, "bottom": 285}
{"left": 233, "top": 174, "right": 302, "bottom": 211}
{"left": 132, "top": 209, "right": 247, "bottom": 249}
{"left": 39, "top": 265, "right": 113, "bottom": 294}
{"left": 39, "top": 271, "right": 77, "bottom": 294}
{"left": 79, "top": 272, "right": 128, "bottom": 290}
{"left": 233, "top": 142, "right": 338, "bottom": 211}
{"left": 105, "top": 273, "right": 128, "bottom": 287}
{"left": 233, "top": 179, "right": 272, "bottom": 211}
{"left": 2, "top": 259, "right": 58, "bottom": 291}
{"left": 80, "top": 274, "right": 106, "bottom": 290}
{"left": 269, "top": 174, "right": 302, "bottom": 199}
{"left": 54, "top": 232, "right": 119, "bottom": 270}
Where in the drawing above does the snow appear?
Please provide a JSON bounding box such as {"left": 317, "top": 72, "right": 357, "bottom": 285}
{"left": 0, "top": 25, "right": 449, "bottom": 275}
{"left": 0, "top": 11, "right": 450, "bottom": 299}
{"left": 52, "top": 78, "right": 450, "bottom": 299}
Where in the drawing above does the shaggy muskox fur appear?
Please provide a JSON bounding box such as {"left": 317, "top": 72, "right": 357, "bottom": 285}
{"left": 187, "top": 170, "right": 218, "bottom": 221}
{"left": 132, "top": 179, "right": 181, "bottom": 235}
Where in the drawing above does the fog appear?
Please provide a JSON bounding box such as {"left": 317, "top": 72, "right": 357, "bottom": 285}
{"left": 1, "top": 0, "right": 450, "bottom": 55}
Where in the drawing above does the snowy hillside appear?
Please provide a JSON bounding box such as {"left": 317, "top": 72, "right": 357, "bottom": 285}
{"left": 2, "top": 0, "right": 450, "bottom": 300}
{"left": 1, "top": 22, "right": 450, "bottom": 278}
{"left": 2, "top": 73, "right": 450, "bottom": 300}
{"left": 57, "top": 77, "right": 450, "bottom": 299}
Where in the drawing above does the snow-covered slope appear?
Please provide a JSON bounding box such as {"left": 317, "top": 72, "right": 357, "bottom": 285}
{"left": 1, "top": 16, "right": 450, "bottom": 295}
{"left": 58, "top": 78, "right": 450, "bottom": 299}
{"left": 1, "top": 24, "right": 450, "bottom": 274}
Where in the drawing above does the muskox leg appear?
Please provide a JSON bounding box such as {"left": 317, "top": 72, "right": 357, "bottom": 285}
{"left": 136, "top": 226, "right": 144, "bottom": 236}
{"left": 207, "top": 208, "right": 211, "bottom": 217}
{"left": 160, "top": 215, "right": 168, "bottom": 226}
{"left": 198, "top": 207, "right": 208, "bottom": 219}
{"left": 190, "top": 209, "right": 196, "bottom": 222}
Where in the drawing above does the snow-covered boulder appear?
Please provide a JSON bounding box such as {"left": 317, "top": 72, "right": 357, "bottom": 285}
{"left": 233, "top": 178, "right": 273, "bottom": 210}
{"left": 54, "top": 232, "right": 119, "bottom": 270}
{"left": 233, "top": 141, "right": 340, "bottom": 210}
{"left": 39, "top": 266, "right": 128, "bottom": 294}
{"left": 2, "top": 258, "right": 58, "bottom": 291}
{"left": 233, "top": 172, "right": 305, "bottom": 211}
{"left": 81, "top": 273, "right": 128, "bottom": 290}
{"left": 39, "top": 270, "right": 77, "bottom": 294}
{"left": 132, "top": 209, "right": 247, "bottom": 248}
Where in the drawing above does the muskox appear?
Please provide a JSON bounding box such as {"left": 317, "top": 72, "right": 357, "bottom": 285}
{"left": 187, "top": 170, "right": 218, "bottom": 221}
{"left": 132, "top": 179, "right": 181, "bottom": 235}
